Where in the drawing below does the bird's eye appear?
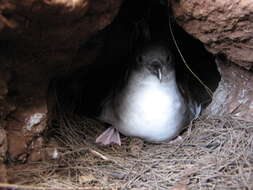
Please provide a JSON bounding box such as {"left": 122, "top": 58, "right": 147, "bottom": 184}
{"left": 166, "top": 55, "right": 172, "bottom": 63}
{"left": 136, "top": 55, "right": 143, "bottom": 63}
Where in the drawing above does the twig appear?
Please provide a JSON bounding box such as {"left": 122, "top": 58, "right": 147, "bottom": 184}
{"left": 88, "top": 149, "right": 110, "bottom": 161}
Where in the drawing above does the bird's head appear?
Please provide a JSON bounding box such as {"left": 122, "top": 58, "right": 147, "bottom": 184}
{"left": 135, "top": 43, "right": 175, "bottom": 82}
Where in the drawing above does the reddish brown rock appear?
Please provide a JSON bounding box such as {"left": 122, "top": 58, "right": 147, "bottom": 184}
{"left": 6, "top": 102, "right": 47, "bottom": 161}
{"left": 0, "top": 162, "right": 7, "bottom": 182}
{"left": 0, "top": 0, "right": 122, "bottom": 62}
{"left": 1, "top": 0, "right": 251, "bottom": 166}
{"left": 28, "top": 137, "right": 44, "bottom": 162}
{"left": 28, "top": 138, "right": 61, "bottom": 162}
{"left": 0, "top": 100, "right": 15, "bottom": 121}
{"left": 0, "top": 68, "right": 15, "bottom": 121}
{"left": 205, "top": 58, "right": 253, "bottom": 122}
{"left": 172, "top": 0, "right": 253, "bottom": 69}
{"left": 0, "top": 0, "right": 118, "bottom": 163}
{"left": 7, "top": 129, "right": 27, "bottom": 162}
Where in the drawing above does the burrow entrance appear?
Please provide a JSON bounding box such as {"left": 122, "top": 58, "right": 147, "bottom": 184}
{"left": 48, "top": 0, "right": 221, "bottom": 122}
{"left": 6, "top": 0, "right": 239, "bottom": 189}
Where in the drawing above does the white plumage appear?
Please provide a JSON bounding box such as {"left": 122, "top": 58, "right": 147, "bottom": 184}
{"left": 96, "top": 43, "right": 200, "bottom": 145}
{"left": 100, "top": 72, "right": 186, "bottom": 142}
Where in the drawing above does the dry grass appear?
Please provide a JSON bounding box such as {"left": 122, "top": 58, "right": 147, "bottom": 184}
{"left": 5, "top": 114, "right": 253, "bottom": 190}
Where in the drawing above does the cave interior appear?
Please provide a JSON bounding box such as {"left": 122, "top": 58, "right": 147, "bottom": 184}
{"left": 49, "top": 0, "right": 221, "bottom": 123}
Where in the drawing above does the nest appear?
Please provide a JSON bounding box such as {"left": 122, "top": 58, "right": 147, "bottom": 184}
{"left": 4, "top": 114, "right": 253, "bottom": 190}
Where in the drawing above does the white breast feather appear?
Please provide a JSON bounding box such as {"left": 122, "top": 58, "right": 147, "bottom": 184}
{"left": 116, "top": 76, "right": 184, "bottom": 142}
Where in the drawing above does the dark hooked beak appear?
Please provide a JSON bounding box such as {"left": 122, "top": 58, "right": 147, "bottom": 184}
{"left": 150, "top": 60, "right": 163, "bottom": 82}
{"left": 157, "top": 67, "right": 162, "bottom": 82}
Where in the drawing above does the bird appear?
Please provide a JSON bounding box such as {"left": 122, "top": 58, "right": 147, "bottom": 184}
{"left": 95, "top": 42, "right": 201, "bottom": 145}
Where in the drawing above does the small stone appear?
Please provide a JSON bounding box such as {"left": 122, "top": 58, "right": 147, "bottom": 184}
{"left": 79, "top": 174, "right": 96, "bottom": 184}
{"left": 45, "top": 147, "right": 60, "bottom": 160}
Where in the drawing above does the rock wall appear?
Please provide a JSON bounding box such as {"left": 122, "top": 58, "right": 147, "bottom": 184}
{"left": 171, "top": 0, "right": 253, "bottom": 121}
{"left": 171, "top": 0, "right": 253, "bottom": 70}
{"left": 205, "top": 57, "right": 253, "bottom": 122}
{"left": 0, "top": 0, "right": 122, "bottom": 61}
{"left": 0, "top": 0, "right": 122, "bottom": 168}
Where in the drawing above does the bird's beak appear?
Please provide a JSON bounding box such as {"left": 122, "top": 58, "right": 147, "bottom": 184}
{"left": 150, "top": 60, "right": 163, "bottom": 82}
{"left": 157, "top": 68, "right": 162, "bottom": 82}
